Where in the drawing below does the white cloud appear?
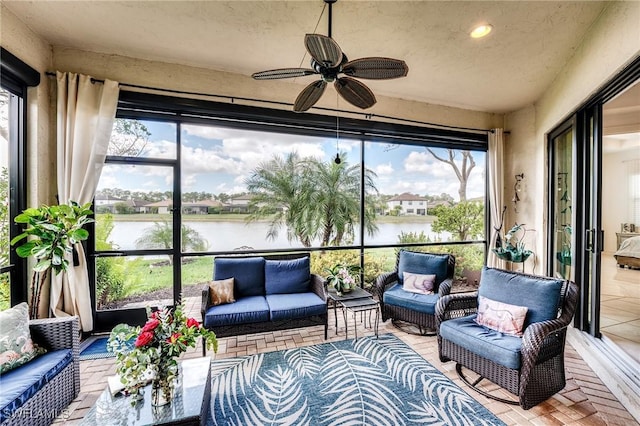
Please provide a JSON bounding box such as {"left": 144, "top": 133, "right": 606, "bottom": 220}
{"left": 403, "top": 151, "right": 434, "bottom": 173}
{"left": 375, "top": 163, "right": 394, "bottom": 175}
{"left": 143, "top": 140, "right": 176, "bottom": 158}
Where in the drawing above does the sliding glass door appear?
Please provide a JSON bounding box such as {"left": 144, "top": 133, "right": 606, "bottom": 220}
{"left": 549, "top": 59, "right": 639, "bottom": 365}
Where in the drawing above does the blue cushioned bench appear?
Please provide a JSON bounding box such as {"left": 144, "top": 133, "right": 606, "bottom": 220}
{"left": 0, "top": 316, "right": 79, "bottom": 426}
{"left": 201, "top": 253, "right": 327, "bottom": 353}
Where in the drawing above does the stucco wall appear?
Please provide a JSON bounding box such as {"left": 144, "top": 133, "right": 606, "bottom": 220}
{"left": 505, "top": 1, "right": 640, "bottom": 271}
{"left": 1, "top": 4, "right": 55, "bottom": 208}
{"left": 51, "top": 46, "right": 502, "bottom": 132}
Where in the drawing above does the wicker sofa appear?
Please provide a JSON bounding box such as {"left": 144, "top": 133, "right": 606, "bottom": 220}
{"left": 0, "top": 316, "right": 80, "bottom": 426}
{"left": 436, "top": 267, "right": 578, "bottom": 409}
{"left": 201, "top": 253, "right": 328, "bottom": 351}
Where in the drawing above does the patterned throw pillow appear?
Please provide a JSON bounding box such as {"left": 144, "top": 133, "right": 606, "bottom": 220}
{"left": 209, "top": 278, "right": 236, "bottom": 306}
{"left": 0, "top": 302, "right": 46, "bottom": 374}
{"left": 402, "top": 272, "right": 436, "bottom": 295}
{"left": 475, "top": 296, "right": 528, "bottom": 336}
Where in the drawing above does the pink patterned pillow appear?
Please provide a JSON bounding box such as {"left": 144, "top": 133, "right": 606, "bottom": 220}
{"left": 475, "top": 296, "right": 528, "bottom": 336}
{"left": 402, "top": 272, "right": 436, "bottom": 295}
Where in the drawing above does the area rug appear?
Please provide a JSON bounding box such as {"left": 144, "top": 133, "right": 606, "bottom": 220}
{"left": 79, "top": 336, "right": 114, "bottom": 360}
{"left": 208, "top": 334, "right": 505, "bottom": 426}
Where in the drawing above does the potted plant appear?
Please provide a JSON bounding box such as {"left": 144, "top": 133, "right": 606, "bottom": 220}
{"left": 10, "top": 201, "right": 93, "bottom": 318}
{"left": 325, "top": 263, "right": 360, "bottom": 296}
{"left": 492, "top": 223, "right": 533, "bottom": 263}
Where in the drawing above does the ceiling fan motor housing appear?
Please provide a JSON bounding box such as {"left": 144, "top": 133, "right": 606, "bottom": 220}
{"left": 312, "top": 54, "right": 348, "bottom": 83}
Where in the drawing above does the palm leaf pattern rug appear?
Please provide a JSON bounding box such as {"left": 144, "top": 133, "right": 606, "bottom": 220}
{"left": 208, "top": 334, "right": 505, "bottom": 425}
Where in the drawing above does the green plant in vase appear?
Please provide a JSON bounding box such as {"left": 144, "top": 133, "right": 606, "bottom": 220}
{"left": 492, "top": 223, "right": 533, "bottom": 263}
{"left": 108, "top": 302, "right": 218, "bottom": 406}
{"left": 10, "top": 201, "right": 93, "bottom": 318}
{"left": 325, "top": 263, "right": 360, "bottom": 296}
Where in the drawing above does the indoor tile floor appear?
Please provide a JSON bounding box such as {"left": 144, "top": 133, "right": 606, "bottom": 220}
{"left": 600, "top": 254, "right": 640, "bottom": 364}
{"left": 55, "top": 295, "right": 639, "bottom": 425}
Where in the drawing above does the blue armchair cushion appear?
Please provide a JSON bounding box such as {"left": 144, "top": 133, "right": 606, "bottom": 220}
{"left": 479, "top": 267, "right": 563, "bottom": 328}
{"left": 203, "top": 296, "right": 269, "bottom": 328}
{"left": 0, "top": 349, "right": 72, "bottom": 423}
{"left": 265, "top": 257, "right": 311, "bottom": 295}
{"left": 383, "top": 283, "right": 439, "bottom": 315}
{"left": 397, "top": 251, "right": 449, "bottom": 289}
{"left": 440, "top": 315, "right": 522, "bottom": 370}
{"left": 214, "top": 257, "right": 265, "bottom": 298}
{"left": 266, "top": 293, "right": 326, "bottom": 321}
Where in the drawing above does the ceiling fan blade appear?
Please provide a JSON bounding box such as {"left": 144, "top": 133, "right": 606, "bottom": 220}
{"left": 335, "top": 77, "right": 376, "bottom": 109}
{"left": 252, "top": 68, "right": 316, "bottom": 80}
{"left": 342, "top": 57, "right": 409, "bottom": 80}
{"left": 305, "top": 34, "right": 343, "bottom": 68}
{"left": 294, "top": 80, "right": 327, "bottom": 112}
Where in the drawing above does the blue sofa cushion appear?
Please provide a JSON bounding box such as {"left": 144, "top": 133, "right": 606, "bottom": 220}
{"left": 203, "top": 296, "right": 270, "bottom": 328}
{"left": 479, "top": 267, "right": 563, "bottom": 328}
{"left": 214, "top": 257, "right": 265, "bottom": 298}
{"left": 265, "top": 257, "right": 311, "bottom": 295}
{"left": 440, "top": 315, "right": 522, "bottom": 370}
{"left": 0, "top": 349, "right": 72, "bottom": 423}
{"left": 383, "top": 283, "right": 439, "bottom": 315}
{"left": 397, "top": 251, "right": 449, "bottom": 290}
{"left": 266, "top": 293, "right": 327, "bottom": 321}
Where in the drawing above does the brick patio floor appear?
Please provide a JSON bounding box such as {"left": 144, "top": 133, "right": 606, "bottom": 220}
{"left": 55, "top": 295, "right": 639, "bottom": 425}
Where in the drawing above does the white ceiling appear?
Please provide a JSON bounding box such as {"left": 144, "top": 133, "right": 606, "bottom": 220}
{"left": 3, "top": 1, "right": 610, "bottom": 114}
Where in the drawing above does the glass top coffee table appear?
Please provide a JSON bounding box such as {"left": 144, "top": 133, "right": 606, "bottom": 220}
{"left": 81, "top": 357, "right": 211, "bottom": 426}
{"left": 327, "top": 287, "right": 380, "bottom": 340}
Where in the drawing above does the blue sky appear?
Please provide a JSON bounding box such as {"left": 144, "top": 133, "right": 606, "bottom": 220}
{"left": 98, "top": 119, "right": 486, "bottom": 200}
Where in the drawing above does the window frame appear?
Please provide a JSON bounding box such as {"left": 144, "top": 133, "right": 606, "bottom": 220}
{"left": 1, "top": 48, "right": 40, "bottom": 306}
{"left": 91, "top": 91, "right": 488, "bottom": 329}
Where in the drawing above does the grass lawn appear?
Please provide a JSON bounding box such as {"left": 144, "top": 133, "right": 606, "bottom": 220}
{"left": 119, "top": 256, "right": 213, "bottom": 297}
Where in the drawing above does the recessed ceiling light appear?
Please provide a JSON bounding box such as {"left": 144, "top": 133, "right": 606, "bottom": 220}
{"left": 470, "top": 24, "right": 493, "bottom": 39}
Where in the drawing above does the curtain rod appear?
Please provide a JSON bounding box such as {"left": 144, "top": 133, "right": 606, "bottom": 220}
{"left": 45, "top": 71, "right": 499, "bottom": 134}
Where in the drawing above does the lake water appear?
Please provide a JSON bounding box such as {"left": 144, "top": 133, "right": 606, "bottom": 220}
{"left": 107, "top": 220, "right": 451, "bottom": 252}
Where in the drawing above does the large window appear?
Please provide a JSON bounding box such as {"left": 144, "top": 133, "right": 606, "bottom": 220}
{"left": 1, "top": 49, "right": 39, "bottom": 311}
{"left": 0, "top": 87, "right": 11, "bottom": 310}
{"left": 92, "top": 92, "right": 488, "bottom": 328}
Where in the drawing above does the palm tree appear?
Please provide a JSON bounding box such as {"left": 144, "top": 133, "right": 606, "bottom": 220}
{"left": 135, "top": 220, "right": 208, "bottom": 264}
{"left": 245, "top": 152, "right": 315, "bottom": 247}
{"left": 245, "top": 152, "right": 379, "bottom": 247}
{"left": 306, "top": 153, "right": 379, "bottom": 246}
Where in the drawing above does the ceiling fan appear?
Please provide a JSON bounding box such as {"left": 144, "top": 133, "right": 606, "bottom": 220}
{"left": 251, "top": 0, "right": 409, "bottom": 112}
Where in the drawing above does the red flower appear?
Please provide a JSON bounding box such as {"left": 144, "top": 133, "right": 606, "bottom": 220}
{"left": 135, "top": 331, "right": 154, "bottom": 347}
{"left": 142, "top": 318, "right": 160, "bottom": 332}
{"left": 186, "top": 318, "right": 199, "bottom": 328}
{"left": 149, "top": 311, "right": 160, "bottom": 320}
{"left": 168, "top": 332, "right": 182, "bottom": 344}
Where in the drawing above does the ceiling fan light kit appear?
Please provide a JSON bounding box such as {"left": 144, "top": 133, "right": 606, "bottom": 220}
{"left": 252, "top": 0, "right": 408, "bottom": 112}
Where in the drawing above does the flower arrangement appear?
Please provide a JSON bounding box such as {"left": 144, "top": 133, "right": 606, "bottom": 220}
{"left": 492, "top": 223, "right": 533, "bottom": 263}
{"left": 325, "top": 263, "right": 360, "bottom": 296}
{"left": 108, "top": 302, "right": 217, "bottom": 405}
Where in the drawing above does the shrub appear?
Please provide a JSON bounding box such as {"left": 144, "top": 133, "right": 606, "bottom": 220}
{"left": 0, "top": 274, "right": 9, "bottom": 311}
{"left": 96, "top": 258, "right": 125, "bottom": 306}
{"left": 95, "top": 214, "right": 126, "bottom": 306}
{"left": 310, "top": 250, "right": 389, "bottom": 291}
{"left": 395, "top": 230, "right": 484, "bottom": 280}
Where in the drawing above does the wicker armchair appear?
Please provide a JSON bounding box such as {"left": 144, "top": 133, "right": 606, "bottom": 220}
{"left": 2, "top": 316, "right": 80, "bottom": 426}
{"left": 436, "top": 267, "right": 578, "bottom": 409}
{"left": 374, "top": 250, "right": 455, "bottom": 335}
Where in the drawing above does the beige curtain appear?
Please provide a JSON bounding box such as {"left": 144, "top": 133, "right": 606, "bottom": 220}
{"left": 51, "top": 72, "right": 119, "bottom": 332}
{"left": 487, "top": 128, "right": 506, "bottom": 269}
